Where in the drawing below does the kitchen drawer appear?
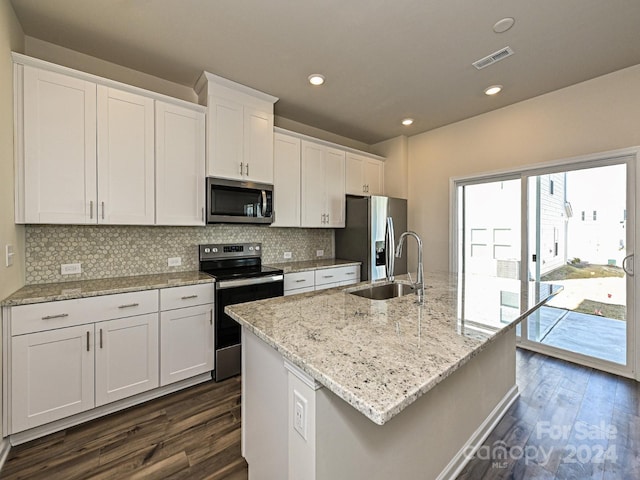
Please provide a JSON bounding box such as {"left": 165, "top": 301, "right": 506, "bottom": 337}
{"left": 284, "top": 285, "right": 315, "bottom": 296}
{"left": 11, "top": 290, "right": 159, "bottom": 336}
{"left": 284, "top": 271, "right": 315, "bottom": 292}
{"left": 314, "top": 265, "right": 360, "bottom": 287}
{"left": 160, "top": 283, "right": 215, "bottom": 311}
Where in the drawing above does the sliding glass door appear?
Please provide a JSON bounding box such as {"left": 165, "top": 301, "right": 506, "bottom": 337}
{"left": 455, "top": 153, "right": 636, "bottom": 376}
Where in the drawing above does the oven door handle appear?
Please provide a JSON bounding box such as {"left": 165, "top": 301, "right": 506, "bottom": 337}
{"left": 217, "top": 274, "right": 284, "bottom": 289}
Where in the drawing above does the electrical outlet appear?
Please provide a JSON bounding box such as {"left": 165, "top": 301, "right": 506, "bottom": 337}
{"left": 293, "top": 390, "right": 307, "bottom": 440}
{"left": 283, "top": 251, "right": 292, "bottom": 259}
{"left": 168, "top": 257, "right": 182, "bottom": 267}
{"left": 5, "top": 244, "right": 14, "bottom": 267}
{"left": 316, "top": 249, "right": 324, "bottom": 257}
{"left": 61, "top": 263, "right": 82, "bottom": 275}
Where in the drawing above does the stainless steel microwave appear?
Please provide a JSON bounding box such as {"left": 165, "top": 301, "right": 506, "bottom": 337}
{"left": 206, "top": 177, "right": 274, "bottom": 224}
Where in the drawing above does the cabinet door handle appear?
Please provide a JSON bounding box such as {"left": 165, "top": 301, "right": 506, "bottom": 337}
{"left": 99, "top": 328, "right": 103, "bottom": 349}
{"left": 245, "top": 163, "right": 249, "bottom": 176}
{"left": 101, "top": 201, "right": 105, "bottom": 220}
{"left": 86, "top": 331, "right": 90, "bottom": 352}
{"left": 181, "top": 294, "right": 198, "bottom": 300}
{"left": 326, "top": 213, "right": 330, "bottom": 224}
{"left": 41, "top": 313, "right": 69, "bottom": 320}
{"left": 90, "top": 200, "right": 94, "bottom": 219}
{"left": 240, "top": 162, "right": 244, "bottom": 175}
{"left": 363, "top": 184, "right": 366, "bottom": 193}
{"left": 118, "top": 303, "right": 140, "bottom": 309}
{"left": 210, "top": 310, "right": 213, "bottom": 325}
{"left": 202, "top": 207, "right": 205, "bottom": 222}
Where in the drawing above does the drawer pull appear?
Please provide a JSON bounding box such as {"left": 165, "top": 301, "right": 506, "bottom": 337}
{"left": 346, "top": 272, "right": 355, "bottom": 275}
{"left": 41, "top": 313, "right": 69, "bottom": 320}
{"left": 295, "top": 279, "right": 307, "bottom": 283}
{"left": 181, "top": 295, "right": 198, "bottom": 300}
{"left": 118, "top": 303, "right": 140, "bottom": 309}
{"left": 323, "top": 275, "right": 334, "bottom": 279}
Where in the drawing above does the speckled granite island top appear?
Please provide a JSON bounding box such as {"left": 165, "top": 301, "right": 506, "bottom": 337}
{"left": 1, "top": 271, "right": 214, "bottom": 306}
{"left": 226, "top": 272, "right": 561, "bottom": 425}
{"left": 266, "top": 258, "right": 360, "bottom": 273}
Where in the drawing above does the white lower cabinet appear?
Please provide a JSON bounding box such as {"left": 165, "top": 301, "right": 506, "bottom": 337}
{"left": 11, "top": 324, "right": 95, "bottom": 433}
{"left": 160, "top": 304, "right": 214, "bottom": 386}
{"left": 95, "top": 313, "right": 159, "bottom": 407}
{"left": 284, "top": 265, "right": 361, "bottom": 295}
{"left": 6, "top": 284, "right": 214, "bottom": 437}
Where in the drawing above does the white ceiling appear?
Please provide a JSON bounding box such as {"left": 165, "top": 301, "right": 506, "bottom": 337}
{"left": 9, "top": 0, "right": 640, "bottom": 144}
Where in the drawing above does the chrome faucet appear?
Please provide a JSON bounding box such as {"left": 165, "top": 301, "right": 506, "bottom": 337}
{"left": 396, "top": 231, "right": 424, "bottom": 303}
{"left": 385, "top": 217, "right": 396, "bottom": 282}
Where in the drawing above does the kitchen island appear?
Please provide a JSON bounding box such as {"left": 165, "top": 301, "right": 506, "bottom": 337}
{"left": 225, "top": 272, "right": 560, "bottom": 480}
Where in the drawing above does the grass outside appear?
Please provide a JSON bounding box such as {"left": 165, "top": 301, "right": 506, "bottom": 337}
{"left": 542, "top": 263, "right": 626, "bottom": 321}
{"left": 541, "top": 263, "right": 624, "bottom": 281}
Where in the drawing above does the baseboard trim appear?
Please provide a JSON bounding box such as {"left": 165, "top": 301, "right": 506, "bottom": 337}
{"left": 8, "top": 373, "right": 211, "bottom": 446}
{"left": 436, "top": 384, "right": 519, "bottom": 480}
{"left": 0, "top": 438, "right": 11, "bottom": 473}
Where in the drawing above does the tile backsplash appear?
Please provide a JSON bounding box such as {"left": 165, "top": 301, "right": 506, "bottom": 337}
{"left": 25, "top": 225, "right": 334, "bottom": 284}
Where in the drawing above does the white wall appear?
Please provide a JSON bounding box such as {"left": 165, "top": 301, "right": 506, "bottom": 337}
{"left": 371, "top": 135, "right": 408, "bottom": 199}
{"left": 0, "top": 0, "right": 25, "bottom": 299}
{"left": 408, "top": 64, "right": 640, "bottom": 272}
{"left": 24, "top": 37, "right": 198, "bottom": 103}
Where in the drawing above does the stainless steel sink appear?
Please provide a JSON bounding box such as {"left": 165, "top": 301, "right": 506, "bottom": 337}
{"left": 349, "top": 282, "right": 415, "bottom": 300}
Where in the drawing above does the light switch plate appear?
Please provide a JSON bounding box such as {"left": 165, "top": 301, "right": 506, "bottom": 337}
{"left": 5, "top": 244, "right": 14, "bottom": 267}
{"left": 284, "top": 252, "right": 292, "bottom": 259}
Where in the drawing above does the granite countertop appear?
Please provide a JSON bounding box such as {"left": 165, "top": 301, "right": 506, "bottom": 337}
{"left": 225, "top": 272, "right": 561, "bottom": 425}
{"left": 1, "top": 271, "right": 214, "bottom": 307}
{"left": 266, "top": 258, "right": 361, "bottom": 274}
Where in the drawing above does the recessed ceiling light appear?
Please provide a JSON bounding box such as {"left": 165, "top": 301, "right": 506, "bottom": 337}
{"left": 493, "top": 17, "right": 515, "bottom": 33}
{"left": 484, "top": 85, "right": 502, "bottom": 96}
{"left": 308, "top": 74, "right": 325, "bottom": 86}
{"left": 401, "top": 118, "right": 414, "bottom": 126}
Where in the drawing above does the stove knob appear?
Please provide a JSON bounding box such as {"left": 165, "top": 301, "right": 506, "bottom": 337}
{"left": 204, "top": 248, "right": 210, "bottom": 253}
{"left": 212, "top": 248, "right": 218, "bottom": 253}
{"left": 255, "top": 245, "right": 260, "bottom": 251}
{"left": 249, "top": 246, "right": 254, "bottom": 251}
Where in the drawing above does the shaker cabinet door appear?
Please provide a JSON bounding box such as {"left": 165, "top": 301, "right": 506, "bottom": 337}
{"left": 11, "top": 325, "right": 95, "bottom": 433}
{"left": 97, "top": 86, "right": 155, "bottom": 225}
{"left": 272, "top": 132, "right": 301, "bottom": 227}
{"left": 155, "top": 101, "right": 206, "bottom": 225}
{"left": 95, "top": 313, "right": 159, "bottom": 407}
{"left": 207, "top": 96, "right": 244, "bottom": 180}
{"left": 21, "top": 66, "right": 97, "bottom": 224}
{"left": 160, "top": 305, "right": 214, "bottom": 386}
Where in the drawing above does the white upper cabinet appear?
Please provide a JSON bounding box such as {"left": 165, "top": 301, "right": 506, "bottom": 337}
{"left": 14, "top": 54, "right": 206, "bottom": 226}
{"left": 345, "top": 152, "right": 384, "bottom": 196}
{"left": 301, "top": 140, "right": 345, "bottom": 228}
{"left": 272, "top": 132, "right": 301, "bottom": 227}
{"left": 195, "top": 72, "right": 278, "bottom": 184}
{"left": 97, "top": 86, "right": 155, "bottom": 225}
{"left": 155, "top": 101, "right": 206, "bottom": 225}
{"left": 19, "top": 65, "right": 97, "bottom": 224}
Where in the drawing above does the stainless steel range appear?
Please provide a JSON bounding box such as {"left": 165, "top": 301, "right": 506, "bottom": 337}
{"left": 199, "top": 243, "right": 284, "bottom": 381}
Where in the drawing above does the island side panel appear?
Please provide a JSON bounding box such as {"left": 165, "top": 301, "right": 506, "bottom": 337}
{"left": 315, "top": 329, "right": 517, "bottom": 480}
{"left": 242, "top": 327, "right": 289, "bottom": 478}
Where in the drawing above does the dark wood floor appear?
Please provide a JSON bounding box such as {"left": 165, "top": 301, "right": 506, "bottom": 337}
{"left": 1, "top": 376, "right": 247, "bottom": 480}
{"left": 458, "top": 349, "right": 640, "bottom": 479}
{"left": 2, "top": 350, "right": 638, "bottom": 479}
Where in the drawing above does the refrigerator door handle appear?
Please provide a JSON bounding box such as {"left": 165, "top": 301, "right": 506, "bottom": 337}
{"left": 385, "top": 216, "right": 395, "bottom": 281}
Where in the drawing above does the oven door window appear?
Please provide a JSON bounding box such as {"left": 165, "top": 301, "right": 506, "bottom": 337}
{"left": 215, "top": 281, "right": 283, "bottom": 349}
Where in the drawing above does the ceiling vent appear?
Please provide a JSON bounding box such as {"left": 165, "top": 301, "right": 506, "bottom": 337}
{"left": 472, "top": 46, "right": 514, "bottom": 70}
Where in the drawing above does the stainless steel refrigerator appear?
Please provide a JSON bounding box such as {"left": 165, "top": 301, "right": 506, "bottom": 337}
{"left": 335, "top": 195, "right": 408, "bottom": 281}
